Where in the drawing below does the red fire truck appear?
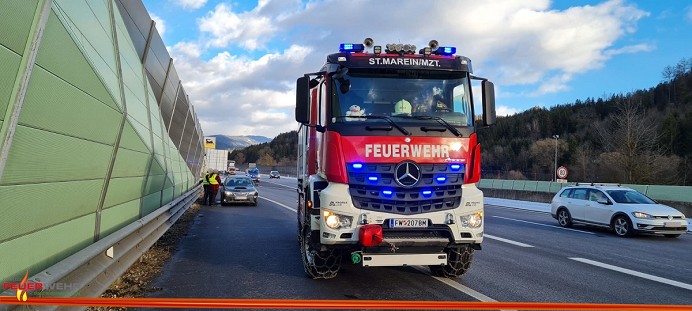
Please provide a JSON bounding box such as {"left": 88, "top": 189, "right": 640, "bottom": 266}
{"left": 295, "top": 39, "right": 496, "bottom": 279}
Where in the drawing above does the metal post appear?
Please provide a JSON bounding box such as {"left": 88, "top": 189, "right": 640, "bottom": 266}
{"left": 552, "top": 134, "right": 559, "bottom": 182}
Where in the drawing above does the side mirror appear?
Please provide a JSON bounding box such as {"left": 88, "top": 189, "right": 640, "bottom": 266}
{"left": 295, "top": 77, "right": 310, "bottom": 124}
{"left": 597, "top": 199, "right": 609, "bottom": 205}
{"left": 482, "top": 80, "right": 496, "bottom": 126}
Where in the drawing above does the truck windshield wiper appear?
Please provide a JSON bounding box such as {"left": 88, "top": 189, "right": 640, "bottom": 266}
{"left": 334, "top": 115, "right": 411, "bottom": 135}
{"left": 393, "top": 115, "right": 462, "bottom": 137}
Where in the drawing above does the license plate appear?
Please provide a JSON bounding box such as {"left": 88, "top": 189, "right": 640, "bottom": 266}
{"left": 235, "top": 196, "right": 246, "bottom": 200}
{"left": 389, "top": 219, "right": 428, "bottom": 228}
{"left": 664, "top": 222, "right": 682, "bottom": 227}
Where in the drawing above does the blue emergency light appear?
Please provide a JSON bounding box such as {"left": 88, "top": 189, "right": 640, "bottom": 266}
{"left": 436, "top": 176, "right": 447, "bottom": 183}
{"left": 339, "top": 43, "right": 365, "bottom": 52}
{"left": 438, "top": 46, "right": 456, "bottom": 55}
{"left": 450, "top": 164, "right": 463, "bottom": 171}
{"left": 352, "top": 163, "right": 363, "bottom": 169}
{"left": 368, "top": 176, "right": 378, "bottom": 182}
{"left": 382, "top": 190, "right": 393, "bottom": 196}
{"left": 422, "top": 190, "right": 433, "bottom": 197}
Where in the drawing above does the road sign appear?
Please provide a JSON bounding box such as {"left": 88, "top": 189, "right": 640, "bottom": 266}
{"left": 557, "top": 166, "right": 568, "bottom": 179}
{"left": 556, "top": 178, "right": 568, "bottom": 183}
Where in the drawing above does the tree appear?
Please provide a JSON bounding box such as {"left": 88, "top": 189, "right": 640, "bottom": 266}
{"left": 233, "top": 152, "right": 245, "bottom": 165}
{"left": 528, "top": 138, "right": 567, "bottom": 180}
{"left": 662, "top": 65, "right": 674, "bottom": 104}
{"left": 596, "top": 100, "right": 661, "bottom": 183}
{"left": 257, "top": 147, "right": 276, "bottom": 166}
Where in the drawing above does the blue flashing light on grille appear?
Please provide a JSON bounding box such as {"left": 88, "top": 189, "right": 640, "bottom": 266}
{"left": 439, "top": 46, "right": 456, "bottom": 55}
{"left": 368, "top": 176, "right": 378, "bottom": 182}
{"left": 382, "top": 190, "right": 393, "bottom": 196}
{"left": 436, "top": 176, "right": 447, "bottom": 183}
{"left": 422, "top": 190, "right": 432, "bottom": 197}
{"left": 450, "top": 164, "right": 462, "bottom": 171}
{"left": 339, "top": 43, "right": 365, "bottom": 52}
{"left": 352, "top": 163, "right": 363, "bottom": 169}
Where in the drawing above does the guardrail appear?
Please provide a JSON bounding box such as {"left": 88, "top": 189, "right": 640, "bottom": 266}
{"left": 0, "top": 185, "right": 202, "bottom": 311}
{"left": 478, "top": 179, "right": 692, "bottom": 203}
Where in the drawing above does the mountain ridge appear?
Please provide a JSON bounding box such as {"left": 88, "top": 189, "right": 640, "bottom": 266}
{"left": 208, "top": 134, "right": 271, "bottom": 150}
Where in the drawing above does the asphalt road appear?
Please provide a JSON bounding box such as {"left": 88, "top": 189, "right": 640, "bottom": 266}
{"left": 145, "top": 176, "right": 692, "bottom": 306}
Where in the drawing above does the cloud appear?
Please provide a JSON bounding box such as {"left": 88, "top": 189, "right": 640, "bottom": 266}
{"left": 497, "top": 106, "right": 520, "bottom": 116}
{"left": 605, "top": 43, "right": 655, "bottom": 56}
{"left": 173, "top": 0, "right": 207, "bottom": 10}
{"left": 170, "top": 43, "right": 313, "bottom": 137}
{"left": 150, "top": 13, "right": 165, "bottom": 37}
{"left": 198, "top": 3, "right": 277, "bottom": 50}
{"left": 162, "top": 0, "right": 651, "bottom": 138}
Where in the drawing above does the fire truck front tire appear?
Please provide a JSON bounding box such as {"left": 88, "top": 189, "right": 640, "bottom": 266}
{"left": 301, "top": 230, "right": 342, "bottom": 279}
{"left": 429, "top": 245, "right": 474, "bottom": 278}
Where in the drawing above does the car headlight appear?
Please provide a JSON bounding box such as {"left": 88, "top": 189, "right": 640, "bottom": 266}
{"left": 323, "top": 210, "right": 353, "bottom": 229}
{"left": 460, "top": 211, "right": 483, "bottom": 228}
{"left": 224, "top": 191, "right": 233, "bottom": 196}
{"left": 632, "top": 212, "right": 652, "bottom": 219}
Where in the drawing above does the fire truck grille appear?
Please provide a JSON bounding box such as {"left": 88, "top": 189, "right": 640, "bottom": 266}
{"left": 346, "top": 163, "right": 463, "bottom": 215}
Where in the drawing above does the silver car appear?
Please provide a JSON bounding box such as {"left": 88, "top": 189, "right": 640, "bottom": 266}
{"left": 550, "top": 185, "right": 687, "bottom": 238}
{"left": 221, "top": 176, "right": 259, "bottom": 206}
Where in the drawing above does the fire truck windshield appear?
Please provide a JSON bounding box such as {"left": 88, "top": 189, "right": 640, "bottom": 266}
{"left": 331, "top": 73, "right": 473, "bottom": 127}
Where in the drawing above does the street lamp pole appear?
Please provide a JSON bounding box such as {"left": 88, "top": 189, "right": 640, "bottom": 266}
{"left": 552, "top": 135, "right": 559, "bottom": 182}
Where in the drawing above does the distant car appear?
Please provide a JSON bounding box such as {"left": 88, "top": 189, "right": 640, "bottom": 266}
{"left": 550, "top": 185, "right": 687, "bottom": 238}
{"left": 248, "top": 169, "right": 260, "bottom": 182}
{"left": 269, "top": 171, "right": 281, "bottom": 179}
{"left": 221, "top": 176, "right": 259, "bottom": 206}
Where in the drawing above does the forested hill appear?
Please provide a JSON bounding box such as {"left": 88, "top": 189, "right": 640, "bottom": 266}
{"left": 230, "top": 58, "right": 692, "bottom": 185}
{"left": 479, "top": 57, "right": 692, "bottom": 185}
{"left": 229, "top": 131, "right": 298, "bottom": 168}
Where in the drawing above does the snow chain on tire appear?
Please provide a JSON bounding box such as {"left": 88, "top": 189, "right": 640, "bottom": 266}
{"left": 429, "top": 245, "right": 474, "bottom": 278}
{"left": 301, "top": 230, "right": 342, "bottom": 279}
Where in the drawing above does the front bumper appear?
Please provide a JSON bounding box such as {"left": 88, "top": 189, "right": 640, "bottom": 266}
{"left": 222, "top": 193, "right": 258, "bottom": 204}
{"left": 314, "top": 182, "right": 485, "bottom": 246}
{"left": 633, "top": 219, "right": 687, "bottom": 234}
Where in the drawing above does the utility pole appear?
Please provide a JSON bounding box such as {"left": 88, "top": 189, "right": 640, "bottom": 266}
{"left": 552, "top": 135, "right": 559, "bottom": 182}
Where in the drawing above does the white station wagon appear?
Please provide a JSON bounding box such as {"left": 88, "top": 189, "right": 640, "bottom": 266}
{"left": 550, "top": 185, "right": 687, "bottom": 238}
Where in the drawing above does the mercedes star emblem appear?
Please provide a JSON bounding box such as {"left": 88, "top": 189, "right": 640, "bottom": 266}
{"left": 394, "top": 161, "right": 421, "bottom": 187}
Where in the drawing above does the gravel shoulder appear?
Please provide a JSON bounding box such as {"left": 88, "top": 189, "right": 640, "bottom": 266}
{"left": 87, "top": 200, "right": 202, "bottom": 311}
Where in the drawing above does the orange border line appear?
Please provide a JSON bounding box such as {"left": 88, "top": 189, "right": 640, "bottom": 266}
{"left": 1, "top": 297, "right": 691, "bottom": 310}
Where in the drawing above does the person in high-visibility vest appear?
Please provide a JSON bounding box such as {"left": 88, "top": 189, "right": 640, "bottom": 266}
{"left": 202, "top": 169, "right": 212, "bottom": 205}
{"left": 206, "top": 169, "right": 222, "bottom": 206}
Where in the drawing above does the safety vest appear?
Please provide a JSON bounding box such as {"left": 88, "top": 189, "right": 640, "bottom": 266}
{"left": 202, "top": 173, "right": 210, "bottom": 185}
{"left": 208, "top": 173, "right": 219, "bottom": 185}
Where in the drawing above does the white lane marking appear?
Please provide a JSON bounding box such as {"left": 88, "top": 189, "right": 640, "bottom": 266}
{"left": 411, "top": 266, "right": 497, "bottom": 302}
{"left": 492, "top": 215, "right": 596, "bottom": 235}
{"left": 264, "top": 180, "right": 298, "bottom": 190}
{"left": 570, "top": 257, "right": 692, "bottom": 291}
{"left": 483, "top": 234, "right": 534, "bottom": 248}
{"left": 260, "top": 196, "right": 297, "bottom": 213}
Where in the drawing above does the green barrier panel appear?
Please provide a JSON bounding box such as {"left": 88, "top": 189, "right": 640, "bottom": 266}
{"left": 512, "top": 180, "right": 526, "bottom": 190}
{"left": 646, "top": 185, "right": 692, "bottom": 203}
{"left": 479, "top": 179, "right": 692, "bottom": 203}
{"left": 536, "top": 181, "right": 551, "bottom": 192}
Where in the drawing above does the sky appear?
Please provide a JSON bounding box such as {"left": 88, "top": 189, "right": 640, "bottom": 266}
{"left": 141, "top": 0, "right": 692, "bottom": 139}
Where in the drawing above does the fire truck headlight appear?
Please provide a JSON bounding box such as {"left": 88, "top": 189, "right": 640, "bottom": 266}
{"left": 461, "top": 211, "right": 483, "bottom": 228}
{"left": 323, "top": 210, "right": 353, "bottom": 229}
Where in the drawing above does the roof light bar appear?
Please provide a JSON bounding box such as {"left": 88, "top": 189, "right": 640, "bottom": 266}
{"left": 437, "top": 46, "right": 456, "bottom": 55}
{"left": 339, "top": 43, "right": 365, "bottom": 52}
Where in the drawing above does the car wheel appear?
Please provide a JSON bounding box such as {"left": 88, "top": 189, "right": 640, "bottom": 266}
{"left": 612, "top": 215, "right": 633, "bottom": 237}
{"left": 557, "top": 208, "right": 573, "bottom": 228}
{"left": 664, "top": 234, "right": 681, "bottom": 238}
